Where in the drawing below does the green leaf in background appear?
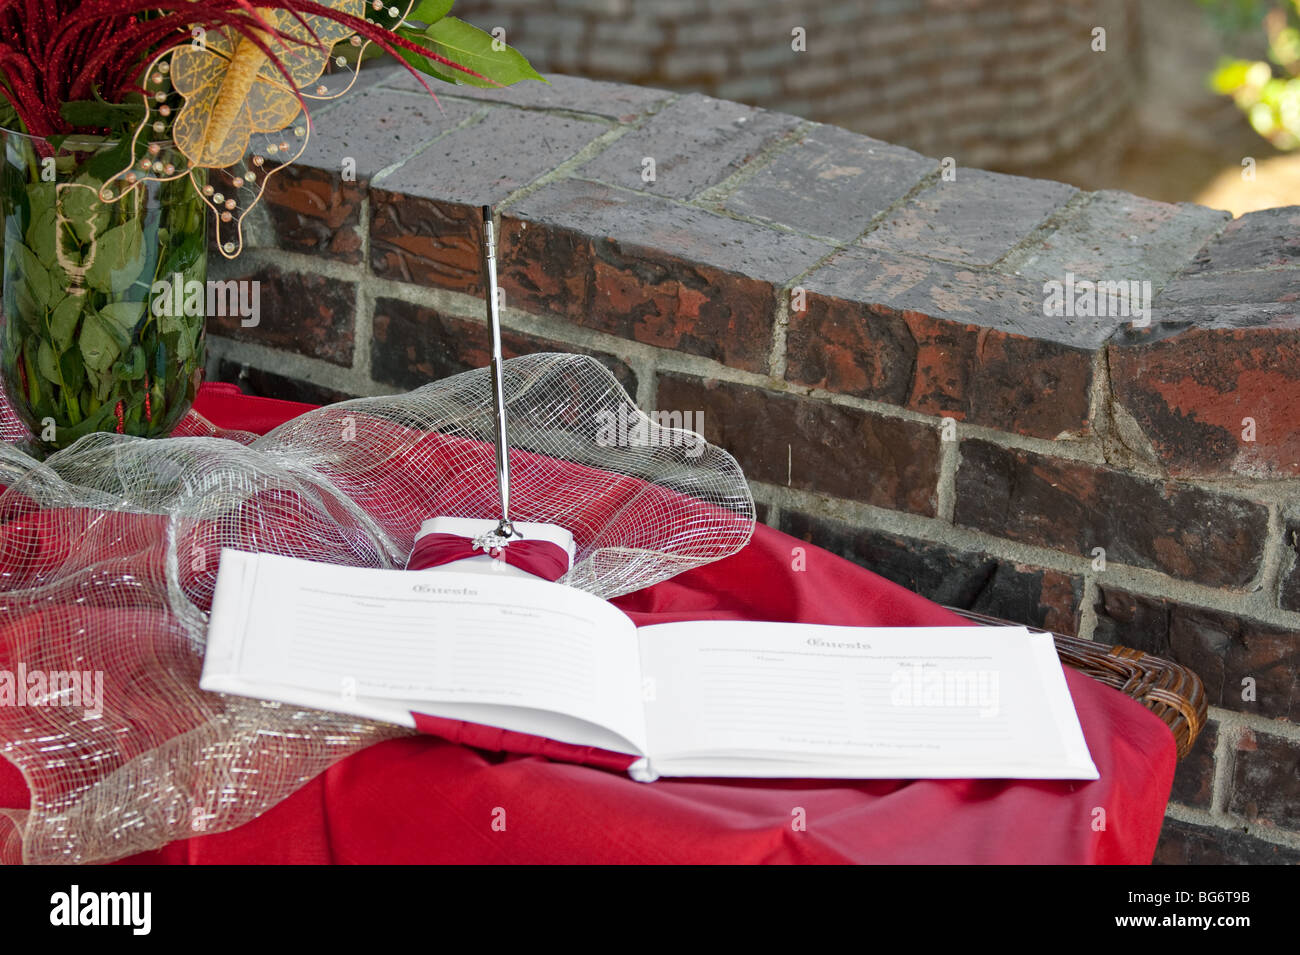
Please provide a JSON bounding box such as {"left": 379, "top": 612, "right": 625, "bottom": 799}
{"left": 58, "top": 346, "right": 85, "bottom": 393}
{"left": 26, "top": 201, "right": 57, "bottom": 263}
{"left": 112, "top": 344, "right": 145, "bottom": 382}
{"left": 58, "top": 97, "right": 145, "bottom": 132}
{"left": 174, "top": 327, "right": 193, "bottom": 361}
{"left": 58, "top": 175, "right": 113, "bottom": 244}
{"left": 16, "top": 243, "right": 55, "bottom": 309}
{"left": 98, "top": 300, "right": 146, "bottom": 337}
{"left": 84, "top": 219, "right": 143, "bottom": 294}
{"left": 49, "top": 295, "right": 82, "bottom": 350}
{"left": 414, "top": 17, "right": 545, "bottom": 88}
{"left": 36, "top": 339, "right": 60, "bottom": 384}
{"left": 56, "top": 398, "right": 117, "bottom": 443}
{"left": 13, "top": 274, "right": 41, "bottom": 326}
{"left": 407, "top": 0, "right": 454, "bottom": 25}
{"left": 84, "top": 136, "right": 135, "bottom": 185}
{"left": 78, "top": 311, "right": 122, "bottom": 372}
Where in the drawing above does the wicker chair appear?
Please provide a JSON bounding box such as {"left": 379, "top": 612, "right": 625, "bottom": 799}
{"left": 943, "top": 606, "right": 1206, "bottom": 760}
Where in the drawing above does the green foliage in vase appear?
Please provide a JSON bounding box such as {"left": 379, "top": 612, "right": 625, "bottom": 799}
{"left": 0, "top": 142, "right": 206, "bottom": 446}
{"left": 0, "top": 2, "right": 541, "bottom": 449}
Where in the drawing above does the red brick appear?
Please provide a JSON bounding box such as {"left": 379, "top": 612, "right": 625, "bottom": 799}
{"left": 207, "top": 267, "right": 354, "bottom": 367}
{"left": 1169, "top": 718, "right": 1218, "bottom": 810}
{"left": 500, "top": 179, "right": 832, "bottom": 373}
{"left": 1108, "top": 326, "right": 1300, "bottom": 480}
{"left": 370, "top": 296, "right": 638, "bottom": 395}
{"left": 657, "top": 374, "right": 941, "bottom": 516}
{"left": 956, "top": 441, "right": 1268, "bottom": 589}
{"left": 1154, "top": 817, "right": 1300, "bottom": 864}
{"left": 1229, "top": 729, "right": 1300, "bottom": 831}
{"left": 261, "top": 165, "right": 363, "bottom": 263}
{"left": 370, "top": 192, "right": 484, "bottom": 296}
{"left": 778, "top": 511, "right": 1083, "bottom": 633}
{"left": 1092, "top": 587, "right": 1298, "bottom": 721}
{"left": 214, "top": 360, "right": 356, "bottom": 406}
{"left": 789, "top": 281, "right": 1095, "bottom": 439}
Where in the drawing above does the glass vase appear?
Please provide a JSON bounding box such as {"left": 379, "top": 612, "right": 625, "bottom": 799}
{"left": 0, "top": 130, "right": 207, "bottom": 454}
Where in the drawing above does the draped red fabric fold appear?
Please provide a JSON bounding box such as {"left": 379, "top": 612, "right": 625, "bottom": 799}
{"left": 0, "top": 384, "right": 1178, "bottom": 864}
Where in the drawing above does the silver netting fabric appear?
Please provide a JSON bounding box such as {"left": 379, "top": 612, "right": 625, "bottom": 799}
{"left": 0, "top": 353, "right": 754, "bottom": 864}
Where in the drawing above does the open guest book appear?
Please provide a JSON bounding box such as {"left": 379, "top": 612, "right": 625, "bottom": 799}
{"left": 201, "top": 549, "right": 1099, "bottom": 782}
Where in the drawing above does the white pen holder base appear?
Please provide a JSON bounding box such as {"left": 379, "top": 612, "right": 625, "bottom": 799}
{"left": 408, "top": 516, "right": 575, "bottom": 580}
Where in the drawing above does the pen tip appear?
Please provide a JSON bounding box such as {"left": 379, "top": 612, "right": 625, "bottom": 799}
{"left": 481, "top": 205, "right": 492, "bottom": 222}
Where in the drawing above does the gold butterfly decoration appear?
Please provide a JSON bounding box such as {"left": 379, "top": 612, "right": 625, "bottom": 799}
{"left": 101, "top": 1, "right": 415, "bottom": 258}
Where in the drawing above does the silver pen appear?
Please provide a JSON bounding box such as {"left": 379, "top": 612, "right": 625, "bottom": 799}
{"left": 481, "top": 205, "right": 517, "bottom": 541}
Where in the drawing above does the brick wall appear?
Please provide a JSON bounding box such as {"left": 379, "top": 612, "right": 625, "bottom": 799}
{"left": 450, "top": 0, "right": 1144, "bottom": 177}
{"left": 209, "top": 67, "right": 1300, "bottom": 864}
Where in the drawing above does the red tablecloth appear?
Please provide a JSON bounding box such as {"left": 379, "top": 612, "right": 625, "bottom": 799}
{"left": 0, "top": 383, "right": 1176, "bottom": 864}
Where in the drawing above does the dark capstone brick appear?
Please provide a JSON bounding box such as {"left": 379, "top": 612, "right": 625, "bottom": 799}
{"left": 370, "top": 192, "right": 484, "bottom": 295}
{"left": 798, "top": 244, "right": 1123, "bottom": 348}
{"left": 955, "top": 441, "right": 1268, "bottom": 589}
{"left": 1108, "top": 326, "right": 1300, "bottom": 479}
{"left": 1229, "top": 729, "right": 1300, "bottom": 831}
{"left": 1281, "top": 516, "right": 1300, "bottom": 612}
{"left": 367, "top": 109, "right": 608, "bottom": 292}
{"left": 1147, "top": 267, "right": 1300, "bottom": 311}
{"left": 577, "top": 93, "right": 801, "bottom": 200}
{"left": 375, "top": 107, "right": 607, "bottom": 205}
{"left": 1184, "top": 206, "right": 1300, "bottom": 274}
{"left": 501, "top": 180, "right": 832, "bottom": 373}
{"left": 1015, "top": 190, "right": 1229, "bottom": 287}
{"left": 1092, "top": 587, "right": 1299, "bottom": 721}
{"left": 589, "top": 239, "right": 776, "bottom": 373}
{"left": 1169, "top": 719, "right": 1218, "bottom": 810}
{"left": 1154, "top": 817, "right": 1300, "bottom": 865}
{"left": 721, "top": 126, "right": 936, "bottom": 241}
{"left": 656, "top": 374, "right": 941, "bottom": 516}
{"left": 206, "top": 267, "right": 355, "bottom": 367}
{"left": 861, "top": 168, "right": 1076, "bottom": 267}
{"left": 261, "top": 165, "right": 363, "bottom": 263}
{"left": 214, "top": 359, "right": 356, "bottom": 406}
{"left": 295, "top": 86, "right": 479, "bottom": 181}
{"left": 370, "top": 297, "right": 638, "bottom": 396}
{"left": 788, "top": 289, "right": 1094, "bottom": 440}
{"left": 778, "top": 511, "right": 1083, "bottom": 634}
{"left": 381, "top": 70, "right": 672, "bottom": 124}
{"left": 497, "top": 214, "right": 593, "bottom": 321}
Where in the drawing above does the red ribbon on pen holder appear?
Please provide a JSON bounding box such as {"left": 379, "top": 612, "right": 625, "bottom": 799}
{"left": 406, "top": 532, "right": 570, "bottom": 582}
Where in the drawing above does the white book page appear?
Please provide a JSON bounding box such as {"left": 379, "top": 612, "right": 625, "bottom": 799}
{"left": 201, "top": 550, "right": 648, "bottom": 755}
{"left": 637, "top": 621, "right": 1097, "bottom": 780}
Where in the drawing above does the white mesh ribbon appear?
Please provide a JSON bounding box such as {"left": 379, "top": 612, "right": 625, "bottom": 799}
{"left": 0, "top": 353, "right": 754, "bottom": 864}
